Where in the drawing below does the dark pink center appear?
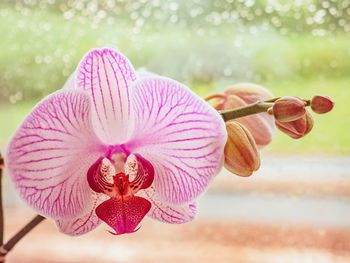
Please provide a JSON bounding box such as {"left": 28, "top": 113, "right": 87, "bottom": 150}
{"left": 87, "top": 150, "right": 154, "bottom": 235}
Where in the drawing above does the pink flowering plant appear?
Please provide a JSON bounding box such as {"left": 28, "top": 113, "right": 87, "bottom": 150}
{"left": 7, "top": 48, "right": 227, "bottom": 235}
{"left": 0, "top": 47, "right": 334, "bottom": 259}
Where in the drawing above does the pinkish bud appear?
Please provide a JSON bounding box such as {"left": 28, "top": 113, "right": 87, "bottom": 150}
{"left": 222, "top": 94, "right": 275, "bottom": 148}
{"left": 206, "top": 83, "right": 276, "bottom": 148}
{"left": 222, "top": 83, "right": 275, "bottom": 148}
{"left": 272, "top": 96, "right": 306, "bottom": 122}
{"left": 224, "top": 121, "right": 260, "bottom": 177}
{"left": 310, "top": 95, "right": 334, "bottom": 114}
{"left": 204, "top": 93, "right": 227, "bottom": 111}
{"left": 224, "top": 83, "right": 274, "bottom": 104}
{"left": 276, "top": 111, "right": 314, "bottom": 139}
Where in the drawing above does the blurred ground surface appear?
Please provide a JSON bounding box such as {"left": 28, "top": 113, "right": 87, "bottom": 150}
{"left": 2, "top": 156, "right": 350, "bottom": 263}
{"left": 5, "top": 217, "right": 350, "bottom": 263}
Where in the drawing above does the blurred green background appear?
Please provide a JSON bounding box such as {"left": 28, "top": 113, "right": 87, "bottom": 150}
{"left": 0, "top": 0, "right": 349, "bottom": 154}
{"left": 1, "top": 2, "right": 350, "bottom": 262}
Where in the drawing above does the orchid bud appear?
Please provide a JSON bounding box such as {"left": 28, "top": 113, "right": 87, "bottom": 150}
{"left": 310, "top": 95, "right": 334, "bottom": 114}
{"left": 272, "top": 96, "right": 306, "bottom": 122}
{"left": 222, "top": 94, "right": 275, "bottom": 148}
{"left": 224, "top": 94, "right": 246, "bottom": 109}
{"left": 206, "top": 83, "right": 275, "bottom": 148}
{"left": 224, "top": 83, "right": 274, "bottom": 104}
{"left": 205, "top": 93, "right": 227, "bottom": 110}
{"left": 222, "top": 83, "right": 275, "bottom": 148}
{"left": 224, "top": 121, "right": 260, "bottom": 177}
{"left": 276, "top": 111, "right": 313, "bottom": 139}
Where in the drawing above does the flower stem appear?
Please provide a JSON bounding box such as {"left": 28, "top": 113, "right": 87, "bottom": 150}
{"left": 0, "top": 154, "right": 4, "bottom": 246}
{"left": 219, "top": 101, "right": 274, "bottom": 122}
{"left": 0, "top": 152, "right": 45, "bottom": 262}
{"left": 217, "top": 96, "right": 313, "bottom": 122}
{"left": 0, "top": 215, "right": 45, "bottom": 259}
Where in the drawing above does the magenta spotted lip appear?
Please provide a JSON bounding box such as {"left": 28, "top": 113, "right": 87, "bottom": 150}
{"left": 87, "top": 153, "right": 154, "bottom": 234}
{"left": 6, "top": 48, "right": 227, "bottom": 236}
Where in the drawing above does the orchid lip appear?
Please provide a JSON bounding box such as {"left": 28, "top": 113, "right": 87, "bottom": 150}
{"left": 87, "top": 151, "right": 155, "bottom": 234}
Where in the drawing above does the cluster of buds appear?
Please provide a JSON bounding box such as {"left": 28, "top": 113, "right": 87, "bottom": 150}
{"left": 205, "top": 84, "right": 334, "bottom": 177}
{"left": 206, "top": 83, "right": 275, "bottom": 148}
{"left": 270, "top": 95, "right": 334, "bottom": 139}
{"left": 205, "top": 83, "right": 275, "bottom": 176}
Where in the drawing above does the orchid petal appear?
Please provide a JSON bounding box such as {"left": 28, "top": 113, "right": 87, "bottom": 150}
{"left": 129, "top": 77, "right": 226, "bottom": 205}
{"left": 7, "top": 90, "right": 104, "bottom": 219}
{"left": 76, "top": 48, "right": 136, "bottom": 144}
{"left": 56, "top": 193, "right": 107, "bottom": 236}
{"left": 139, "top": 186, "right": 196, "bottom": 224}
{"left": 96, "top": 196, "right": 151, "bottom": 235}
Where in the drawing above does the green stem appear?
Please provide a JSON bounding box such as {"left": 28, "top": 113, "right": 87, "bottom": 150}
{"left": 218, "top": 96, "right": 312, "bottom": 122}
{"left": 0, "top": 153, "right": 45, "bottom": 261}
{"left": 219, "top": 101, "right": 274, "bottom": 122}
{"left": 0, "top": 154, "right": 4, "bottom": 247}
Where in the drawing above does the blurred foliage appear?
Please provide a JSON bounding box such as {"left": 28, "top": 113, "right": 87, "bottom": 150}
{"left": 0, "top": 0, "right": 349, "bottom": 100}
{"left": 0, "top": 0, "right": 349, "bottom": 153}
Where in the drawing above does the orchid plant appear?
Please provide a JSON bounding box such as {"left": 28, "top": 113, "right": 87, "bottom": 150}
{"left": 0, "top": 47, "right": 334, "bottom": 260}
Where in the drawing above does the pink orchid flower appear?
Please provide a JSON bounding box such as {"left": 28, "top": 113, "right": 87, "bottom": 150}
{"left": 6, "top": 48, "right": 226, "bottom": 235}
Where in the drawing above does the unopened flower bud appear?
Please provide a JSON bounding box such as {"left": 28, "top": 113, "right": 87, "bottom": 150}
{"left": 224, "top": 121, "right": 260, "bottom": 177}
{"left": 204, "top": 93, "right": 227, "bottom": 110}
{"left": 311, "top": 95, "right": 334, "bottom": 114}
{"left": 224, "top": 83, "right": 274, "bottom": 103}
{"left": 206, "top": 83, "right": 275, "bottom": 148}
{"left": 222, "top": 94, "right": 275, "bottom": 147}
{"left": 272, "top": 96, "right": 306, "bottom": 122}
{"left": 276, "top": 111, "right": 313, "bottom": 139}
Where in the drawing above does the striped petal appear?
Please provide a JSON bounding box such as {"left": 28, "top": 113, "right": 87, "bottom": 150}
{"left": 56, "top": 193, "right": 107, "bottom": 236}
{"left": 7, "top": 90, "right": 105, "bottom": 219}
{"left": 76, "top": 48, "right": 137, "bottom": 144}
{"left": 139, "top": 186, "right": 196, "bottom": 224}
{"left": 129, "top": 76, "right": 226, "bottom": 205}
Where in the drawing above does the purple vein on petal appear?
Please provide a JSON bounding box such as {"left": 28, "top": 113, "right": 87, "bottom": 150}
{"left": 76, "top": 48, "right": 136, "bottom": 144}
{"left": 101, "top": 50, "right": 116, "bottom": 120}
{"left": 130, "top": 76, "right": 226, "bottom": 204}
{"left": 7, "top": 90, "right": 105, "bottom": 219}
